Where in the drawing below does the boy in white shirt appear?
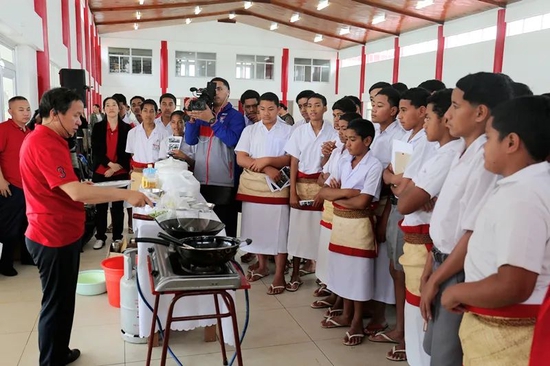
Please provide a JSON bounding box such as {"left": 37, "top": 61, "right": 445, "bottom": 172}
{"left": 285, "top": 93, "right": 338, "bottom": 292}
{"left": 441, "top": 96, "right": 550, "bottom": 365}
{"left": 235, "top": 93, "right": 293, "bottom": 294}
{"left": 158, "top": 111, "right": 195, "bottom": 169}
{"left": 397, "top": 89, "right": 463, "bottom": 365}
{"left": 419, "top": 73, "right": 513, "bottom": 366}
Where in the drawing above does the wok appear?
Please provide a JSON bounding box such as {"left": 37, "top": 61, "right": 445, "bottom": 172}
{"left": 135, "top": 232, "right": 252, "bottom": 267}
{"left": 155, "top": 217, "right": 225, "bottom": 239}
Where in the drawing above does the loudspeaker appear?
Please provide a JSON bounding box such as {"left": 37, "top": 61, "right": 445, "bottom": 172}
{"left": 59, "top": 68, "right": 87, "bottom": 105}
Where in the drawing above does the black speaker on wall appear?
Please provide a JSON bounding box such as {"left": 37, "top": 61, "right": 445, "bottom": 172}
{"left": 59, "top": 68, "right": 87, "bottom": 105}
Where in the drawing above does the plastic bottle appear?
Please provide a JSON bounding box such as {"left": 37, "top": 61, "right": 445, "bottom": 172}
{"left": 141, "top": 164, "right": 158, "bottom": 189}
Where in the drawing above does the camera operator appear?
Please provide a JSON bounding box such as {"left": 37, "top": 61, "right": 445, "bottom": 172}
{"left": 185, "top": 77, "right": 245, "bottom": 237}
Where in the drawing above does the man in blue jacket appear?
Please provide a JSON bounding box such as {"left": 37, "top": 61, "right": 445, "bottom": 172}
{"left": 186, "top": 77, "right": 245, "bottom": 237}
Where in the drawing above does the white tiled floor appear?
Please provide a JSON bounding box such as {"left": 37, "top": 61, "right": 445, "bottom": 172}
{"left": 1, "top": 236, "right": 399, "bottom": 366}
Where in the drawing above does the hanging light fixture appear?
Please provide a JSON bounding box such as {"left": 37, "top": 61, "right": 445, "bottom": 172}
{"left": 194, "top": 6, "right": 202, "bottom": 15}
{"left": 135, "top": 11, "right": 141, "bottom": 20}
{"left": 139, "top": 0, "right": 145, "bottom": 5}
{"left": 229, "top": 12, "right": 236, "bottom": 19}
{"left": 290, "top": 13, "right": 300, "bottom": 23}
{"left": 317, "top": 0, "right": 329, "bottom": 11}
{"left": 372, "top": 12, "right": 386, "bottom": 25}
{"left": 314, "top": 34, "right": 323, "bottom": 42}
{"left": 185, "top": 18, "right": 192, "bottom": 24}
{"left": 270, "top": 22, "right": 278, "bottom": 31}
{"left": 133, "top": 23, "right": 139, "bottom": 30}
{"left": 339, "top": 26, "right": 350, "bottom": 35}
{"left": 244, "top": 1, "right": 253, "bottom": 9}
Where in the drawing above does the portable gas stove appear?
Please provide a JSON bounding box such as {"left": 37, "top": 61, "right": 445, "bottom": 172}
{"left": 147, "top": 244, "right": 242, "bottom": 293}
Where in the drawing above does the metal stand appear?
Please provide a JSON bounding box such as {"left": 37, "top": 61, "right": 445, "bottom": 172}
{"left": 145, "top": 270, "right": 250, "bottom": 366}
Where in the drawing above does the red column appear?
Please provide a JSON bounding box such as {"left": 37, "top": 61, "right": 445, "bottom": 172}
{"left": 97, "top": 37, "right": 102, "bottom": 86}
{"left": 160, "top": 41, "right": 168, "bottom": 94}
{"left": 335, "top": 52, "right": 340, "bottom": 95}
{"left": 75, "top": 0, "right": 82, "bottom": 65}
{"left": 62, "top": 0, "right": 71, "bottom": 68}
{"left": 392, "top": 37, "right": 400, "bottom": 83}
{"left": 493, "top": 8, "right": 507, "bottom": 73}
{"left": 359, "top": 46, "right": 366, "bottom": 103}
{"left": 281, "top": 48, "right": 289, "bottom": 105}
{"left": 34, "top": 0, "right": 50, "bottom": 99}
{"left": 435, "top": 25, "right": 445, "bottom": 80}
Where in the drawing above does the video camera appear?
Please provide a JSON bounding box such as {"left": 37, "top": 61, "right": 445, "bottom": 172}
{"left": 187, "top": 82, "right": 216, "bottom": 111}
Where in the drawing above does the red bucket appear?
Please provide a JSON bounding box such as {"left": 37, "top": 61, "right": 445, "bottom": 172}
{"left": 101, "top": 256, "right": 124, "bottom": 308}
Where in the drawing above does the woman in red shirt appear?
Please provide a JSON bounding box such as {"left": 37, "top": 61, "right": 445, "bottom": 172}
{"left": 20, "top": 88, "right": 151, "bottom": 366}
{"left": 91, "top": 97, "right": 132, "bottom": 250}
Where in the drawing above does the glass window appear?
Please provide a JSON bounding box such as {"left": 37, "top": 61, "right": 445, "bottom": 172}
{"left": 108, "top": 47, "right": 151, "bottom": 74}
{"left": 235, "top": 54, "right": 274, "bottom": 80}
{"left": 293, "top": 58, "right": 330, "bottom": 82}
{"left": 176, "top": 51, "right": 217, "bottom": 78}
{"left": 0, "top": 44, "right": 14, "bottom": 63}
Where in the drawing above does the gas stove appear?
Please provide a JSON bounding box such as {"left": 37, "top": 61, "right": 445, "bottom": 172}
{"left": 147, "top": 244, "right": 242, "bottom": 293}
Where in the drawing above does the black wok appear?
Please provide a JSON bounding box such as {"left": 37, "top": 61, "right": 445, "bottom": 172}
{"left": 155, "top": 217, "right": 225, "bottom": 239}
{"left": 136, "top": 232, "right": 252, "bottom": 267}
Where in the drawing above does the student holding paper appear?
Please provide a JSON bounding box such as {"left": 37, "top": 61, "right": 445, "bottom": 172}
{"left": 158, "top": 111, "right": 195, "bottom": 169}
{"left": 285, "top": 93, "right": 338, "bottom": 292}
{"left": 235, "top": 92, "right": 292, "bottom": 294}
{"left": 369, "top": 88, "right": 432, "bottom": 361}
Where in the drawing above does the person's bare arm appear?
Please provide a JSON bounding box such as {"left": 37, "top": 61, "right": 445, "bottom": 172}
{"left": 334, "top": 194, "right": 373, "bottom": 210}
{"left": 391, "top": 177, "right": 412, "bottom": 197}
{"left": 0, "top": 167, "right": 11, "bottom": 197}
{"left": 289, "top": 156, "right": 300, "bottom": 209}
{"left": 398, "top": 183, "right": 432, "bottom": 215}
{"left": 59, "top": 181, "right": 152, "bottom": 206}
{"left": 236, "top": 151, "right": 255, "bottom": 169}
{"left": 318, "top": 187, "right": 361, "bottom": 201}
{"left": 442, "top": 265, "right": 538, "bottom": 312}
{"left": 251, "top": 155, "right": 291, "bottom": 171}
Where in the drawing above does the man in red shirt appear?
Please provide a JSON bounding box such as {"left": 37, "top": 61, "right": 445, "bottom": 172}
{"left": 0, "top": 96, "right": 32, "bottom": 276}
{"left": 20, "top": 88, "right": 152, "bottom": 366}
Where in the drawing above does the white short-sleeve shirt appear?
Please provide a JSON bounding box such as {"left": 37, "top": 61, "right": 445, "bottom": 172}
{"left": 403, "top": 132, "right": 439, "bottom": 180}
{"left": 126, "top": 123, "right": 170, "bottom": 163}
{"left": 323, "top": 141, "right": 349, "bottom": 179}
{"left": 154, "top": 117, "right": 174, "bottom": 136}
{"left": 335, "top": 153, "right": 383, "bottom": 202}
{"left": 370, "top": 121, "right": 407, "bottom": 169}
{"left": 429, "top": 135, "right": 499, "bottom": 254}
{"left": 235, "top": 120, "right": 292, "bottom": 158}
{"left": 402, "top": 139, "right": 464, "bottom": 226}
{"left": 464, "top": 162, "right": 550, "bottom": 304}
{"left": 284, "top": 122, "right": 338, "bottom": 174}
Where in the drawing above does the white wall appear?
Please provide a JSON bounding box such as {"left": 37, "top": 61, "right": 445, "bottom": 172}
{"left": 364, "top": 37, "right": 394, "bottom": 95}
{"left": 338, "top": 45, "right": 362, "bottom": 99}
{"left": 398, "top": 25, "right": 438, "bottom": 88}
{"left": 100, "top": 22, "right": 337, "bottom": 121}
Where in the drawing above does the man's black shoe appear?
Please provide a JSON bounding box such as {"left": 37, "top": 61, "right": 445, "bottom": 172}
{"left": 0, "top": 267, "right": 18, "bottom": 276}
{"left": 65, "top": 349, "right": 81, "bottom": 364}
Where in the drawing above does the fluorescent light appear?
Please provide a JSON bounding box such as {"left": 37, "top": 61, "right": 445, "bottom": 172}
{"left": 185, "top": 18, "right": 192, "bottom": 24}
{"left": 290, "top": 13, "right": 300, "bottom": 23}
{"left": 339, "top": 26, "right": 350, "bottom": 35}
{"left": 244, "top": 1, "right": 253, "bottom": 9}
{"left": 416, "top": 0, "right": 434, "bottom": 9}
{"left": 372, "top": 12, "right": 386, "bottom": 25}
{"left": 314, "top": 34, "right": 323, "bottom": 42}
{"left": 270, "top": 22, "right": 278, "bottom": 30}
{"left": 229, "top": 12, "right": 236, "bottom": 19}
{"left": 317, "top": 0, "right": 329, "bottom": 11}
{"left": 133, "top": 23, "right": 139, "bottom": 30}
{"left": 194, "top": 6, "right": 202, "bottom": 15}
{"left": 139, "top": 0, "right": 144, "bottom": 4}
{"left": 135, "top": 11, "right": 141, "bottom": 20}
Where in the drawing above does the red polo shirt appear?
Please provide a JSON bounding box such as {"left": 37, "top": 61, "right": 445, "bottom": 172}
{"left": 0, "top": 119, "right": 31, "bottom": 189}
{"left": 95, "top": 123, "right": 127, "bottom": 176}
{"left": 20, "top": 125, "right": 85, "bottom": 247}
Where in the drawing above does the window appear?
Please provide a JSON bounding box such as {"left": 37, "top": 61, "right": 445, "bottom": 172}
{"left": 108, "top": 47, "right": 152, "bottom": 74}
{"left": 175, "top": 51, "right": 216, "bottom": 77}
{"left": 294, "top": 58, "right": 330, "bottom": 82}
{"left": 236, "top": 55, "right": 274, "bottom": 80}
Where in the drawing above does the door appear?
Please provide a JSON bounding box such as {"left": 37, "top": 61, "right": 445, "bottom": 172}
{"left": 0, "top": 66, "right": 16, "bottom": 121}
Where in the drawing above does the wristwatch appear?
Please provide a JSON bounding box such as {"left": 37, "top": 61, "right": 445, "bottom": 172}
{"left": 208, "top": 117, "right": 217, "bottom": 124}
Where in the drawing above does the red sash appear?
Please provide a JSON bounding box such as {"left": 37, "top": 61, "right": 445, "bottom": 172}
{"left": 399, "top": 220, "right": 433, "bottom": 251}
{"left": 466, "top": 304, "right": 541, "bottom": 319}
{"left": 130, "top": 159, "right": 153, "bottom": 169}
{"left": 530, "top": 287, "right": 550, "bottom": 365}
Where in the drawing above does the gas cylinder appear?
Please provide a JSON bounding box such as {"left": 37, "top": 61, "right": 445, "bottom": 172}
{"left": 120, "top": 249, "right": 147, "bottom": 344}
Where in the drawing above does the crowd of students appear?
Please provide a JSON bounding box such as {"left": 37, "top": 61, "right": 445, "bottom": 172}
{"left": 231, "top": 73, "right": 550, "bottom": 366}
{"left": 1, "top": 71, "right": 549, "bottom": 365}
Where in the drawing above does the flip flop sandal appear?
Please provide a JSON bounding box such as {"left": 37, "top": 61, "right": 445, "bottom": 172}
{"left": 364, "top": 323, "right": 389, "bottom": 336}
{"left": 343, "top": 331, "right": 365, "bottom": 346}
{"left": 285, "top": 281, "right": 303, "bottom": 292}
{"left": 313, "top": 286, "right": 332, "bottom": 297}
{"left": 321, "top": 316, "right": 349, "bottom": 329}
{"left": 368, "top": 331, "right": 400, "bottom": 344}
{"left": 386, "top": 346, "right": 407, "bottom": 362}
{"left": 267, "top": 284, "right": 285, "bottom": 295}
{"left": 324, "top": 307, "right": 343, "bottom": 318}
{"left": 246, "top": 270, "right": 268, "bottom": 282}
{"left": 299, "top": 269, "right": 315, "bottom": 276}
{"left": 315, "top": 279, "right": 322, "bottom": 286}
{"left": 311, "top": 300, "right": 333, "bottom": 309}
{"left": 240, "top": 253, "right": 256, "bottom": 264}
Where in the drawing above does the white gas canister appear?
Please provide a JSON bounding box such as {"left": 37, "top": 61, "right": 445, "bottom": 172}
{"left": 120, "top": 249, "right": 147, "bottom": 344}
